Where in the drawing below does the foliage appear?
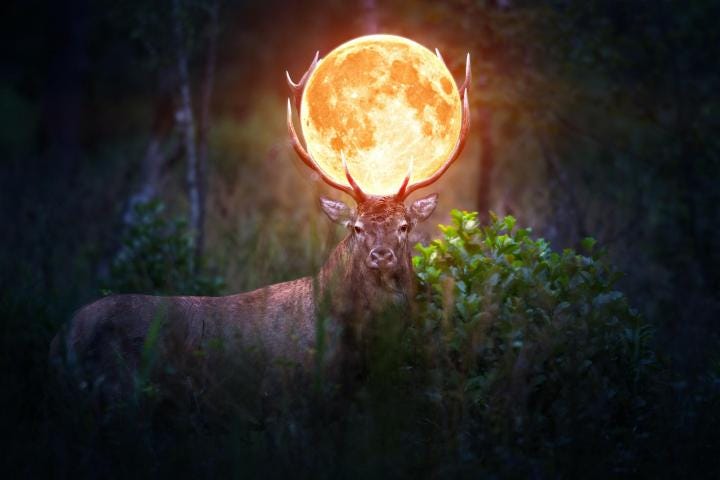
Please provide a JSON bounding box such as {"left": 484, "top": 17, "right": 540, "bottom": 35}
{"left": 411, "top": 211, "right": 660, "bottom": 475}
{"left": 105, "top": 200, "right": 224, "bottom": 296}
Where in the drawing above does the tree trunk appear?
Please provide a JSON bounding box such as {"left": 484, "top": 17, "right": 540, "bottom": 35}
{"left": 536, "top": 129, "right": 588, "bottom": 247}
{"left": 41, "top": 0, "right": 88, "bottom": 293}
{"left": 362, "top": 0, "right": 379, "bottom": 34}
{"left": 43, "top": 0, "right": 87, "bottom": 182}
{"left": 123, "top": 85, "right": 176, "bottom": 225}
{"left": 172, "top": 0, "right": 201, "bottom": 271}
{"left": 476, "top": 106, "right": 494, "bottom": 222}
{"left": 195, "top": 0, "right": 219, "bottom": 264}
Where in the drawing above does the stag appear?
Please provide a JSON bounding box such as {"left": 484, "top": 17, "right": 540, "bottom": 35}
{"left": 50, "top": 51, "right": 470, "bottom": 399}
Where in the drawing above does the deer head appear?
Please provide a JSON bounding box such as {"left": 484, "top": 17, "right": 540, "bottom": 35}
{"left": 319, "top": 193, "right": 438, "bottom": 287}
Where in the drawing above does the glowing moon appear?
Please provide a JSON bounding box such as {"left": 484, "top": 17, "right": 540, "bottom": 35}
{"left": 300, "top": 34, "right": 463, "bottom": 196}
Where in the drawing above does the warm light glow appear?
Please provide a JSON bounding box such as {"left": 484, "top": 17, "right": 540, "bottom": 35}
{"left": 300, "top": 34, "right": 462, "bottom": 196}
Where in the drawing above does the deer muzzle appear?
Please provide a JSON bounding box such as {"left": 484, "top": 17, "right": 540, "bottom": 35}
{"left": 368, "top": 247, "right": 397, "bottom": 270}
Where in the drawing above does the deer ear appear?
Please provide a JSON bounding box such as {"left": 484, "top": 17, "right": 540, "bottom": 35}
{"left": 409, "top": 193, "right": 438, "bottom": 224}
{"left": 320, "top": 197, "right": 354, "bottom": 226}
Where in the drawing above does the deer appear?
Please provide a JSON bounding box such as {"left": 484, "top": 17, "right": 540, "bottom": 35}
{"left": 50, "top": 50, "right": 470, "bottom": 402}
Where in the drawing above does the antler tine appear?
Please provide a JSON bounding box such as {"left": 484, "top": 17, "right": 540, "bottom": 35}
{"left": 459, "top": 52, "right": 471, "bottom": 95}
{"left": 287, "top": 99, "right": 359, "bottom": 200}
{"left": 341, "top": 152, "right": 367, "bottom": 202}
{"left": 436, "top": 49, "right": 470, "bottom": 94}
{"left": 398, "top": 53, "right": 471, "bottom": 200}
{"left": 286, "top": 51, "right": 319, "bottom": 112}
{"left": 395, "top": 159, "right": 413, "bottom": 199}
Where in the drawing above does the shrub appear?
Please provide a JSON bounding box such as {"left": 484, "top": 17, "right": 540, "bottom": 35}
{"left": 411, "top": 211, "right": 660, "bottom": 475}
{"left": 105, "top": 200, "right": 224, "bottom": 296}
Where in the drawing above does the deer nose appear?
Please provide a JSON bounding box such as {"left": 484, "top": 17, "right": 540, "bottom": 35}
{"left": 369, "top": 247, "right": 396, "bottom": 268}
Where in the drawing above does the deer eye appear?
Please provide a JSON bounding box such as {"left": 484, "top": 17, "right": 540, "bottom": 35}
{"left": 353, "top": 225, "right": 364, "bottom": 235}
{"left": 399, "top": 223, "right": 409, "bottom": 234}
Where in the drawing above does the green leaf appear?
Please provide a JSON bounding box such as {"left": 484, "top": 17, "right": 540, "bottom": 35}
{"left": 581, "top": 237, "right": 597, "bottom": 252}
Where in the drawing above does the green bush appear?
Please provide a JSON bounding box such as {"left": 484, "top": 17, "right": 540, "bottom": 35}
{"left": 411, "top": 211, "right": 660, "bottom": 475}
{"left": 106, "top": 200, "right": 224, "bottom": 296}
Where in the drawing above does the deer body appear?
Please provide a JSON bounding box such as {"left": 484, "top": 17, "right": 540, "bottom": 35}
{"left": 51, "top": 195, "right": 439, "bottom": 396}
{"left": 60, "top": 277, "right": 317, "bottom": 378}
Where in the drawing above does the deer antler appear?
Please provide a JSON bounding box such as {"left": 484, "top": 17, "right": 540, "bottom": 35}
{"left": 396, "top": 52, "right": 471, "bottom": 200}
{"left": 286, "top": 51, "right": 319, "bottom": 113}
{"left": 286, "top": 53, "right": 367, "bottom": 202}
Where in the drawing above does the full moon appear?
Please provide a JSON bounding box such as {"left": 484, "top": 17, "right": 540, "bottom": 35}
{"left": 300, "top": 35, "right": 463, "bottom": 196}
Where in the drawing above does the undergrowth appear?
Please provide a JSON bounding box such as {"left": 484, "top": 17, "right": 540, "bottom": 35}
{"left": 5, "top": 210, "right": 719, "bottom": 478}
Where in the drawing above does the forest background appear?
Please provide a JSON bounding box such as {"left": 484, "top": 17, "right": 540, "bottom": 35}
{"left": 1, "top": 0, "right": 719, "bottom": 477}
